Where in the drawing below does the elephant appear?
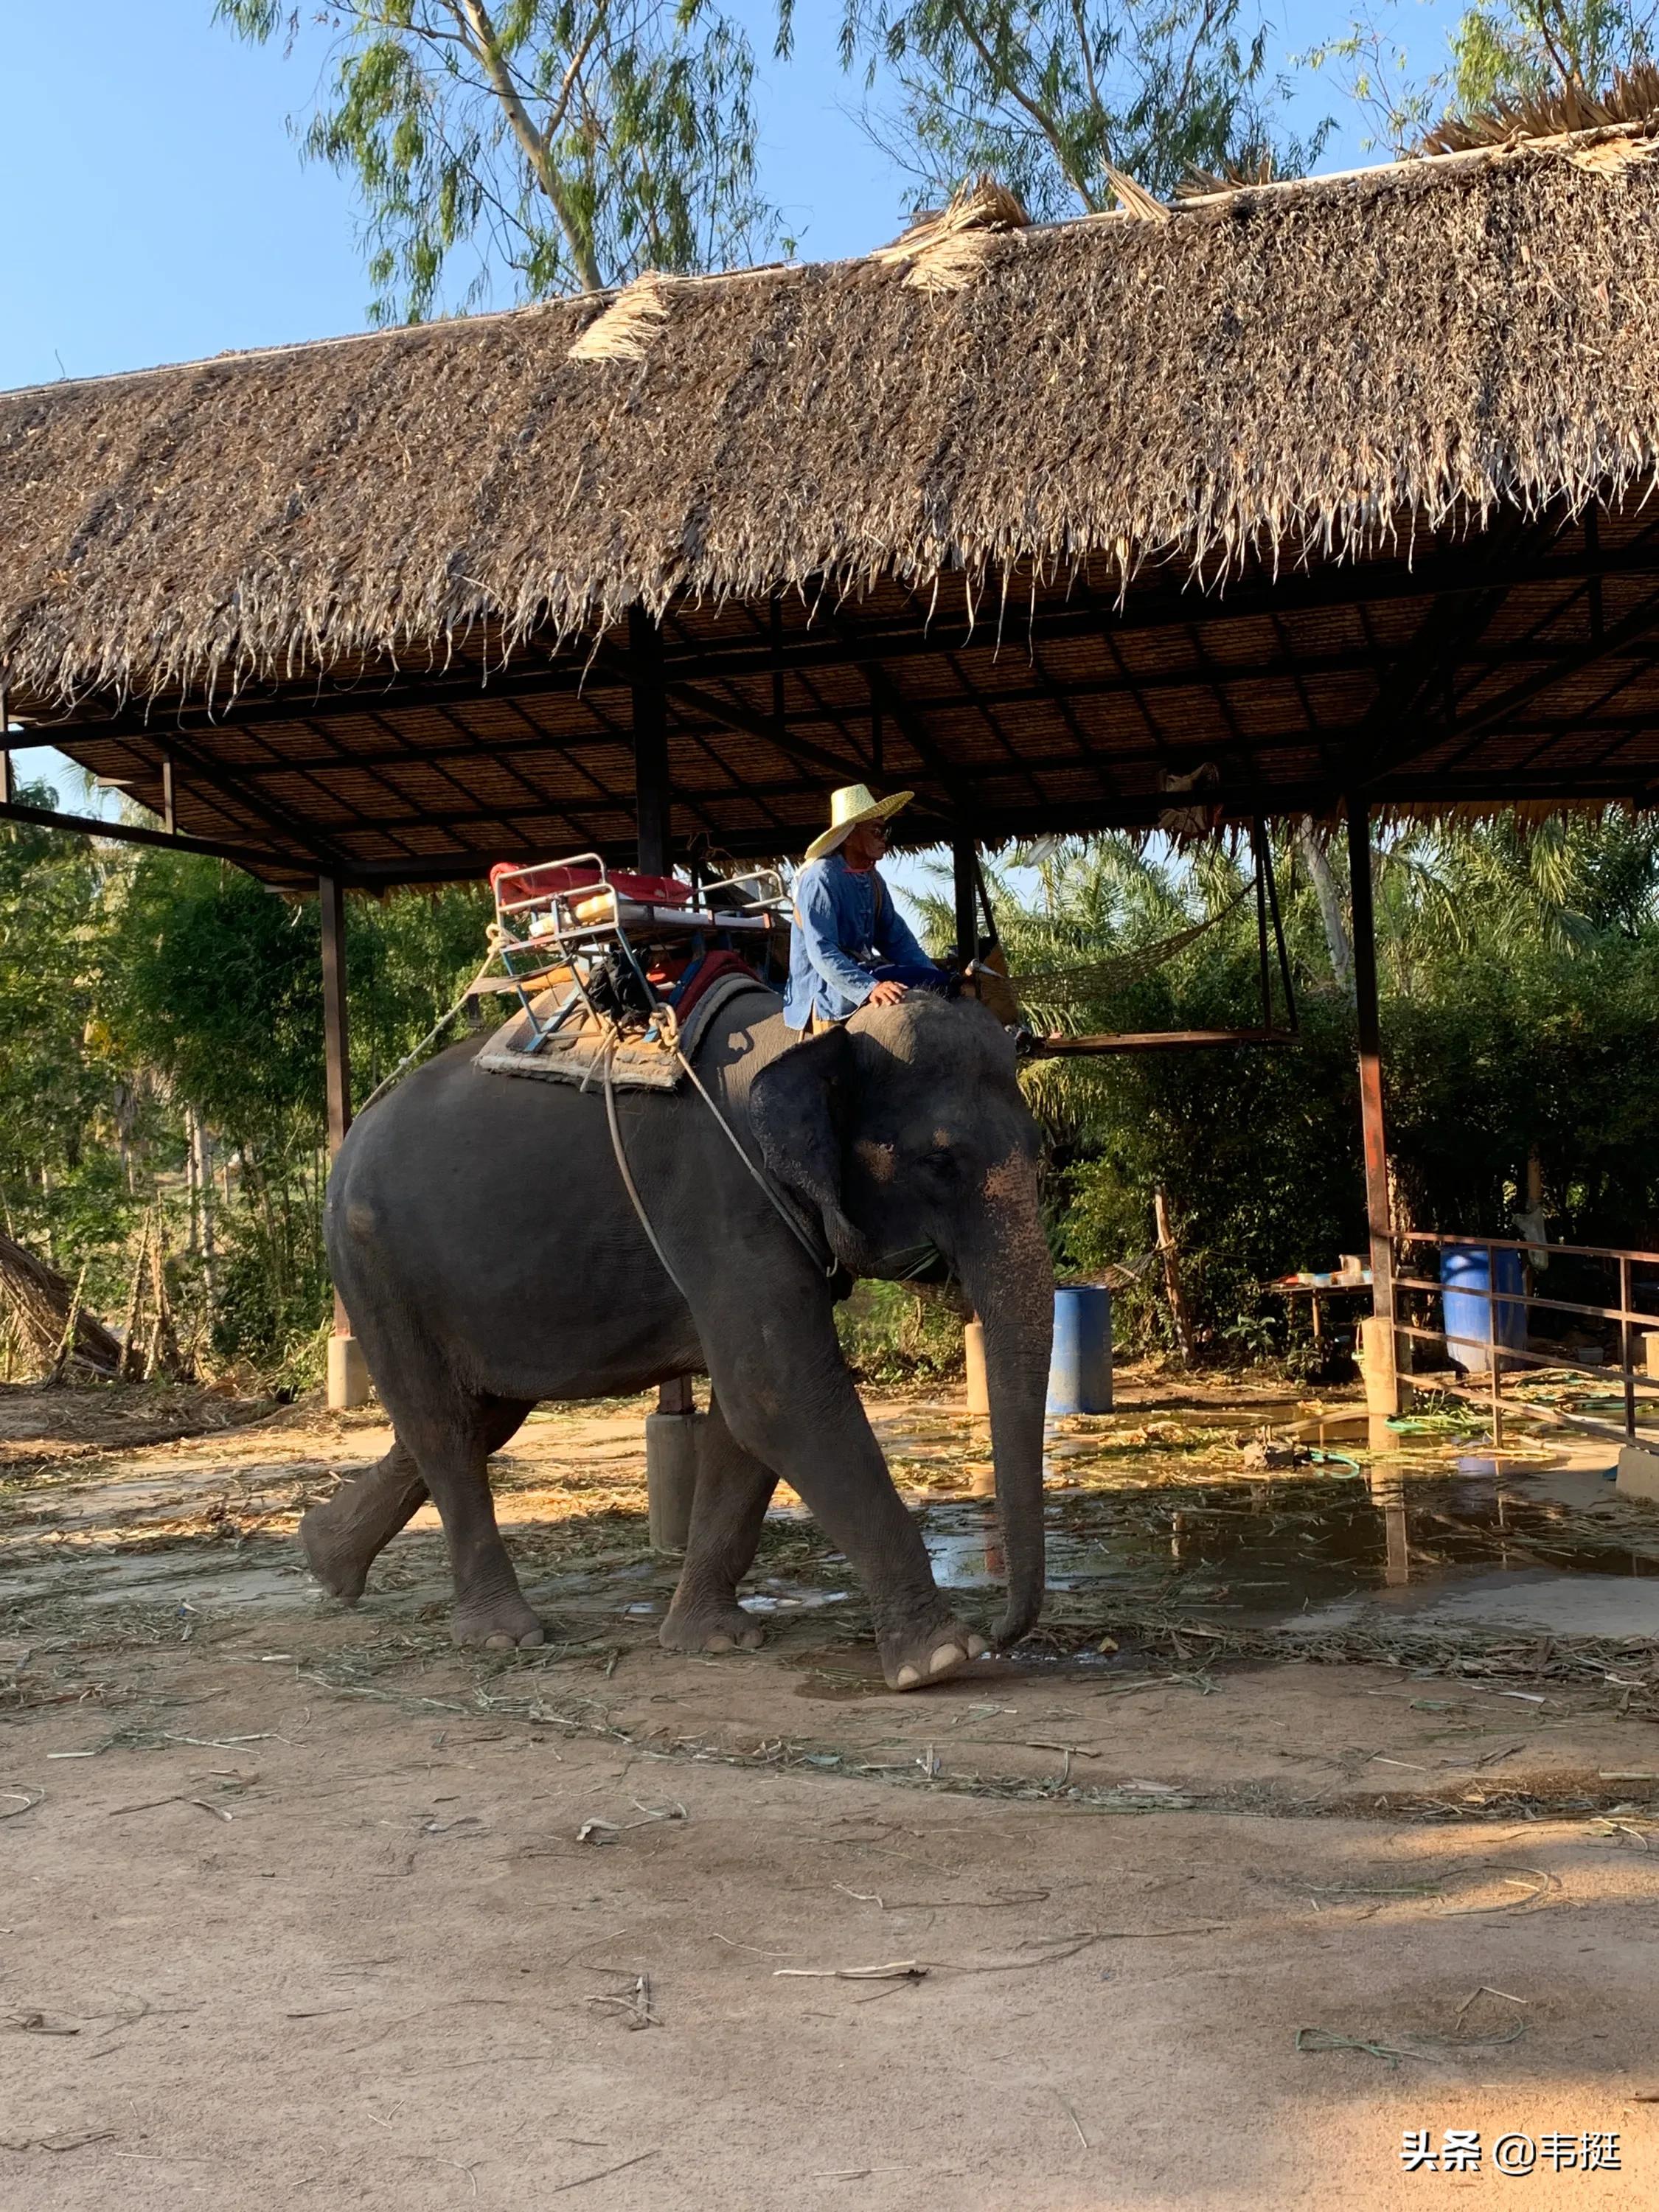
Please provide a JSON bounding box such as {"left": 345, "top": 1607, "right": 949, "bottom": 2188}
{"left": 304, "top": 987, "right": 1053, "bottom": 1691}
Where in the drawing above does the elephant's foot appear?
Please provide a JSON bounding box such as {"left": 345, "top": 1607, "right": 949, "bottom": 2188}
{"left": 879, "top": 1613, "right": 990, "bottom": 1691}
{"left": 658, "top": 1596, "right": 765, "bottom": 1656}
{"left": 300, "top": 1447, "right": 428, "bottom": 1606}
{"left": 451, "top": 1587, "right": 547, "bottom": 1651}
{"left": 300, "top": 1495, "right": 387, "bottom": 1606}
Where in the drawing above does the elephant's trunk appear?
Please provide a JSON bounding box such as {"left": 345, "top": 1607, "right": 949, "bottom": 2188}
{"left": 956, "top": 1156, "right": 1054, "bottom": 1646}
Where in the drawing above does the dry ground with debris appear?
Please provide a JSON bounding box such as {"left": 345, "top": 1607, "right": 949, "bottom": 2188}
{"left": 2, "top": 1376, "right": 1658, "bottom": 2208}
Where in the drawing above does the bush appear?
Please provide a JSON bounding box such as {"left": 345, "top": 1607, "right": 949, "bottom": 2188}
{"left": 835, "top": 1279, "right": 966, "bottom": 1382}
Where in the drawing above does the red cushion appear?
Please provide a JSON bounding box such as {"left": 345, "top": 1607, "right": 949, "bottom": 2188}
{"left": 491, "top": 861, "right": 690, "bottom": 907}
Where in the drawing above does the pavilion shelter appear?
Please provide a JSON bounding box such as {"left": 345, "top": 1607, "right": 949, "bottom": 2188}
{"left": 6, "top": 110, "right": 1659, "bottom": 1407}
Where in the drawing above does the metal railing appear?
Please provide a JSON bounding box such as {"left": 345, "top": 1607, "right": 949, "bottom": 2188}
{"left": 1392, "top": 1228, "right": 1659, "bottom": 1447}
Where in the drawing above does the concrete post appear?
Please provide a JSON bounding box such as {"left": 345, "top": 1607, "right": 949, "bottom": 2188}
{"left": 647, "top": 1377, "right": 701, "bottom": 1551}
{"left": 964, "top": 1318, "right": 990, "bottom": 1415}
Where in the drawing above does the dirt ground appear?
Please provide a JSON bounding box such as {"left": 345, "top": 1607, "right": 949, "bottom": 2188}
{"left": 3, "top": 1372, "right": 1658, "bottom": 2208}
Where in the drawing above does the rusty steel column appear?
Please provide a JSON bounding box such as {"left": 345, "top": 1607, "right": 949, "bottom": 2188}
{"left": 627, "top": 608, "right": 698, "bottom": 1519}
{"left": 320, "top": 874, "right": 368, "bottom": 1408}
{"left": 630, "top": 605, "right": 670, "bottom": 878}
{"left": 952, "top": 832, "right": 978, "bottom": 967}
{"left": 1346, "top": 798, "right": 1400, "bottom": 1414}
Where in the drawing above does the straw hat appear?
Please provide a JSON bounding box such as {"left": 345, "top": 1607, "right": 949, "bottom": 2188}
{"left": 804, "top": 782, "right": 915, "bottom": 863}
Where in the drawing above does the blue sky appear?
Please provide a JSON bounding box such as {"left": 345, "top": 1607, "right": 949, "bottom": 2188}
{"left": 2, "top": 0, "right": 1461, "bottom": 815}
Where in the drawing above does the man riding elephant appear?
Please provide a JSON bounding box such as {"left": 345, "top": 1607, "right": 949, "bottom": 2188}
{"left": 785, "top": 783, "right": 953, "bottom": 1037}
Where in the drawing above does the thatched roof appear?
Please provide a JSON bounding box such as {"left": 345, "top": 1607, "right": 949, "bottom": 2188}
{"left": 4, "top": 117, "right": 1659, "bottom": 718}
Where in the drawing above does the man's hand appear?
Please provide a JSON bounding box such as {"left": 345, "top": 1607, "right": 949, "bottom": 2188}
{"left": 867, "top": 980, "right": 908, "bottom": 1008}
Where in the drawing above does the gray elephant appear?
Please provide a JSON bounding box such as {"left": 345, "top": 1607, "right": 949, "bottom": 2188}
{"left": 305, "top": 989, "right": 1052, "bottom": 1691}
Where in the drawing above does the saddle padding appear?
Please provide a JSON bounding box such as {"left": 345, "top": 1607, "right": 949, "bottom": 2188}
{"left": 474, "top": 970, "right": 781, "bottom": 1091}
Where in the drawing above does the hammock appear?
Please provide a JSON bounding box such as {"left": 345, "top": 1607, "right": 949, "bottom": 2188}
{"left": 994, "top": 824, "right": 1298, "bottom": 1056}
{"left": 1004, "top": 886, "right": 1251, "bottom": 1008}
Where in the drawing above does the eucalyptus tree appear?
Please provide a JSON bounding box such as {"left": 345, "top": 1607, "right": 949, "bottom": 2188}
{"left": 1303, "top": 0, "right": 1658, "bottom": 154}
{"left": 216, "top": 1, "right": 773, "bottom": 320}
{"left": 821, "top": 0, "right": 1318, "bottom": 215}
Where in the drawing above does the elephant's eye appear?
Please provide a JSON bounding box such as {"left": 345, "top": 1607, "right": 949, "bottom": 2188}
{"left": 918, "top": 1145, "right": 959, "bottom": 1183}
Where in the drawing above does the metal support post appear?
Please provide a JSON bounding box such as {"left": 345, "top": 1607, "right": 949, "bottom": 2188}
{"left": 320, "top": 874, "right": 367, "bottom": 1408}
{"left": 629, "top": 605, "right": 693, "bottom": 1529}
{"left": 1347, "top": 797, "right": 1400, "bottom": 1416}
{"left": 630, "top": 605, "right": 670, "bottom": 877}
{"left": 952, "top": 832, "right": 978, "bottom": 967}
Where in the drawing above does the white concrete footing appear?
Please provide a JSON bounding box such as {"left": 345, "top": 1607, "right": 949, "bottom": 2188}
{"left": 1359, "top": 1315, "right": 1402, "bottom": 1419}
{"left": 964, "top": 1318, "right": 990, "bottom": 1416}
{"left": 1616, "top": 1442, "right": 1659, "bottom": 1503}
{"left": 646, "top": 1411, "right": 704, "bottom": 1552}
{"left": 327, "top": 1333, "right": 369, "bottom": 1411}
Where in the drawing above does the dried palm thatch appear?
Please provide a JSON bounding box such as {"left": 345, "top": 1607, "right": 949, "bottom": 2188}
{"left": 568, "top": 271, "right": 683, "bottom": 364}
{"left": 1421, "top": 61, "right": 1659, "bottom": 157}
{"left": 872, "top": 174, "right": 1033, "bottom": 292}
{"left": 4, "top": 122, "right": 1659, "bottom": 717}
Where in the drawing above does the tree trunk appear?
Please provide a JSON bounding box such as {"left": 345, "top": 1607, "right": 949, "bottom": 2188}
{"left": 0, "top": 1231, "right": 123, "bottom": 1377}
{"left": 1154, "top": 1187, "right": 1194, "bottom": 1363}
{"left": 192, "top": 1111, "right": 218, "bottom": 1310}
{"left": 145, "top": 1227, "right": 182, "bottom": 1381}
{"left": 119, "top": 1217, "right": 150, "bottom": 1382}
{"left": 1297, "top": 821, "right": 1353, "bottom": 994}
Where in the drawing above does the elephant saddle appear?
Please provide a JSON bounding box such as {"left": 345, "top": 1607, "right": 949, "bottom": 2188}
{"left": 474, "top": 961, "right": 778, "bottom": 1092}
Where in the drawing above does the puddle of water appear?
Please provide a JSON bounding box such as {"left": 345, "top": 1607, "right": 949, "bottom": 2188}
{"left": 921, "top": 1453, "right": 1659, "bottom": 1635}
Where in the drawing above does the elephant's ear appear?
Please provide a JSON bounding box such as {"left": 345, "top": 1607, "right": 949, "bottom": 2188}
{"left": 749, "top": 1028, "right": 872, "bottom": 1272}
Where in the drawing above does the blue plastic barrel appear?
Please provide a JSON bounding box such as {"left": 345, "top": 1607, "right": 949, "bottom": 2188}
{"left": 1440, "top": 1245, "right": 1526, "bottom": 1373}
{"left": 1047, "top": 1285, "right": 1113, "bottom": 1414}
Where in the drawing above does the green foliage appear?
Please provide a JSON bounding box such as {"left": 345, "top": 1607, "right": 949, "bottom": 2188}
{"left": 825, "top": 0, "right": 1326, "bottom": 214}
{"left": 1450, "top": 0, "right": 1655, "bottom": 111}
{"left": 215, "top": 1, "right": 773, "bottom": 320}
{"left": 911, "top": 813, "right": 1659, "bottom": 1362}
{"left": 835, "top": 1277, "right": 967, "bottom": 1380}
{"left": 1304, "top": 0, "right": 1658, "bottom": 155}
{"left": 0, "top": 808, "right": 489, "bottom": 1380}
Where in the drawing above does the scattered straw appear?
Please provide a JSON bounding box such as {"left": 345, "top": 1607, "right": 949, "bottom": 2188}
{"left": 551, "top": 2150, "right": 658, "bottom": 2194}
{"left": 1297, "top": 2025, "right": 1420, "bottom": 2067}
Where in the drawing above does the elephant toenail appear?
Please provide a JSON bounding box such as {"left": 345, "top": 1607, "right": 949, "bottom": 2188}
{"left": 705, "top": 1633, "right": 734, "bottom": 1652}
{"left": 929, "top": 1644, "right": 964, "bottom": 1675}
{"left": 518, "top": 1629, "right": 545, "bottom": 1647}
{"left": 895, "top": 1663, "right": 921, "bottom": 1688}
{"left": 966, "top": 1633, "right": 989, "bottom": 1658}
{"left": 484, "top": 1632, "right": 515, "bottom": 1650}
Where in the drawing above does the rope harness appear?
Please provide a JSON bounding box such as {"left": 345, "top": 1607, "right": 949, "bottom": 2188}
{"left": 599, "top": 1032, "right": 839, "bottom": 1308}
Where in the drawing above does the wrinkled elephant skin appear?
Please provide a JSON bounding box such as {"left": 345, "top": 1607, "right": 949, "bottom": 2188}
{"left": 311, "top": 995, "right": 1052, "bottom": 1688}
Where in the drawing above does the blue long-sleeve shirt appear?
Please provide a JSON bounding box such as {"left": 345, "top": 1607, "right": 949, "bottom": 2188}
{"left": 784, "top": 852, "right": 933, "bottom": 1027}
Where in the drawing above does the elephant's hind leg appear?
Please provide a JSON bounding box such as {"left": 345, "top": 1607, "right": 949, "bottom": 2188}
{"left": 301, "top": 1439, "right": 428, "bottom": 1604}
{"left": 660, "top": 1392, "right": 775, "bottom": 1656}
{"left": 401, "top": 1397, "right": 543, "bottom": 1649}
{"left": 299, "top": 1399, "right": 532, "bottom": 1635}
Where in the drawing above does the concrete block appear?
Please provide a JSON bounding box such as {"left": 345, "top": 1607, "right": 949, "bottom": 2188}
{"left": 647, "top": 1410, "right": 704, "bottom": 1553}
{"left": 1615, "top": 1441, "right": 1659, "bottom": 1504}
{"left": 327, "top": 1333, "right": 369, "bottom": 1411}
{"left": 964, "top": 1319, "right": 989, "bottom": 1416}
{"left": 1359, "top": 1315, "right": 1401, "bottom": 1418}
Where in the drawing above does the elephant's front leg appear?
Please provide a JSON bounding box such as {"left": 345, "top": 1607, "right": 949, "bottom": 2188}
{"left": 706, "top": 1303, "right": 988, "bottom": 1691}
{"left": 659, "top": 1391, "right": 773, "bottom": 1655}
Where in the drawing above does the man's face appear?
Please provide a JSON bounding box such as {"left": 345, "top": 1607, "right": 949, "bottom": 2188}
{"left": 842, "top": 818, "right": 887, "bottom": 870}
